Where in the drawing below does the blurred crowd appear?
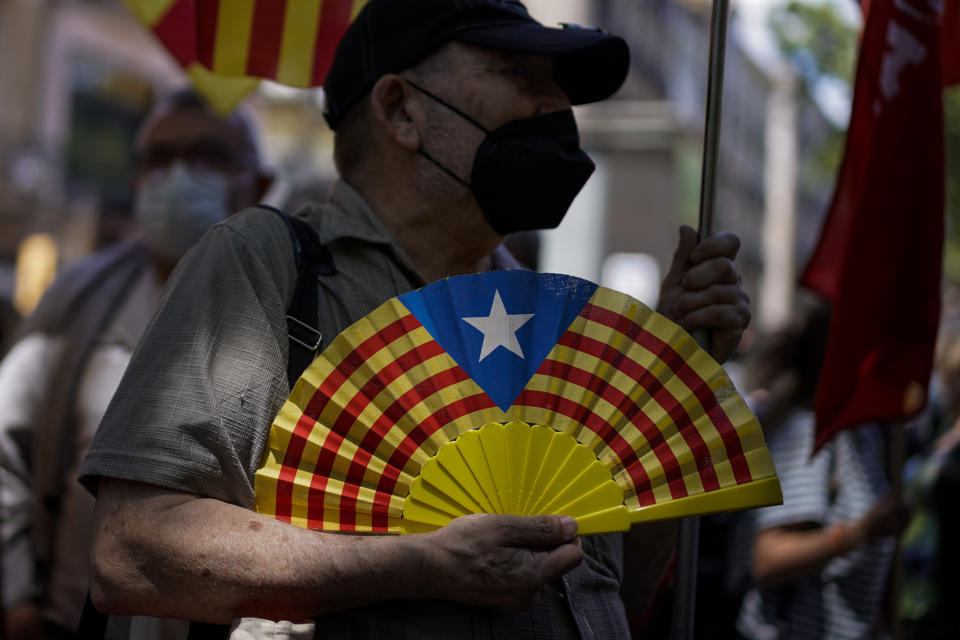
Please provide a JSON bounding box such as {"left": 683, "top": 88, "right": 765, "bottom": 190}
{"left": 0, "top": 87, "right": 273, "bottom": 639}
{"left": 630, "top": 299, "right": 960, "bottom": 639}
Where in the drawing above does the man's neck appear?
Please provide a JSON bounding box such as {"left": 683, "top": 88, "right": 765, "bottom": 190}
{"left": 356, "top": 179, "right": 499, "bottom": 283}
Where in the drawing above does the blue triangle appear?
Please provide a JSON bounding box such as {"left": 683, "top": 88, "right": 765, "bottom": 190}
{"left": 399, "top": 272, "right": 598, "bottom": 411}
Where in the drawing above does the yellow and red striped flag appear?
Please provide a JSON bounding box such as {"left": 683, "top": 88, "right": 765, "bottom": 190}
{"left": 254, "top": 272, "right": 781, "bottom": 534}
{"left": 124, "top": 0, "right": 369, "bottom": 112}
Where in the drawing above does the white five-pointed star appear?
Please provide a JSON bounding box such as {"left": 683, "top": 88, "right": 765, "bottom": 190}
{"left": 462, "top": 290, "right": 535, "bottom": 362}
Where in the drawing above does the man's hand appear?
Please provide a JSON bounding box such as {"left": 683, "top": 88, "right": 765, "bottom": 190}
{"left": 657, "top": 225, "right": 750, "bottom": 363}
{"left": 417, "top": 514, "right": 583, "bottom": 610}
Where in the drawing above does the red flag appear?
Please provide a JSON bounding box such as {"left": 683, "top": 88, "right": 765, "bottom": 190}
{"left": 944, "top": 0, "right": 960, "bottom": 85}
{"left": 801, "top": 0, "right": 945, "bottom": 451}
{"left": 861, "top": 0, "right": 959, "bottom": 85}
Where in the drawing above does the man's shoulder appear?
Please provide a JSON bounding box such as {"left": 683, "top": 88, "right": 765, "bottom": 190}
{"left": 216, "top": 204, "right": 336, "bottom": 257}
{"left": 164, "top": 204, "right": 333, "bottom": 315}
{"left": 222, "top": 205, "right": 305, "bottom": 242}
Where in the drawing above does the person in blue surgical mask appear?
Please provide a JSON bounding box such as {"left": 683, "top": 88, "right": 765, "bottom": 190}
{"left": 133, "top": 90, "right": 273, "bottom": 277}
{"left": 0, "top": 88, "right": 271, "bottom": 640}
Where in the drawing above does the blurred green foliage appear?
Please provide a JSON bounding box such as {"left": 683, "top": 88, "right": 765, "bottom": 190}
{"left": 768, "top": 1, "right": 855, "bottom": 189}
{"left": 769, "top": 0, "right": 857, "bottom": 85}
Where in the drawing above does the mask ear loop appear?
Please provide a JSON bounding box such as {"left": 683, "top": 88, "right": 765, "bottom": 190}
{"left": 405, "top": 80, "right": 491, "bottom": 134}
{"left": 404, "top": 79, "right": 492, "bottom": 189}
{"left": 418, "top": 148, "right": 473, "bottom": 189}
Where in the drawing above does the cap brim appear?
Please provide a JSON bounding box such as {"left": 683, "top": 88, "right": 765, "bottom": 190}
{"left": 454, "top": 22, "right": 630, "bottom": 105}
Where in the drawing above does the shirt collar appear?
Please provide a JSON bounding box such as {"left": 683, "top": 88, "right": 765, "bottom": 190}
{"left": 318, "top": 180, "right": 426, "bottom": 286}
{"left": 320, "top": 180, "right": 396, "bottom": 246}
{"left": 318, "top": 179, "right": 524, "bottom": 283}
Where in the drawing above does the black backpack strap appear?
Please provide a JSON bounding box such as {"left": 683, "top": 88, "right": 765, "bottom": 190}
{"left": 257, "top": 204, "right": 335, "bottom": 387}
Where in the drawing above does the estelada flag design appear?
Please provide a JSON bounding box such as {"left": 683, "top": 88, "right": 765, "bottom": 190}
{"left": 123, "top": 0, "right": 369, "bottom": 112}
{"left": 254, "top": 272, "right": 781, "bottom": 535}
{"left": 801, "top": 0, "right": 945, "bottom": 451}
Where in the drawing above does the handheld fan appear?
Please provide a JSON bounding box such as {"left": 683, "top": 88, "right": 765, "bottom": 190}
{"left": 254, "top": 271, "right": 781, "bottom": 535}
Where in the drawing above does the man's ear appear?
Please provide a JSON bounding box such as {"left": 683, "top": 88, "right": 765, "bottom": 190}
{"left": 369, "top": 74, "right": 422, "bottom": 152}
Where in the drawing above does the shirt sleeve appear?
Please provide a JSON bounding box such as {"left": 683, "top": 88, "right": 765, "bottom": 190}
{"left": 752, "top": 410, "right": 832, "bottom": 532}
{"left": 79, "top": 210, "right": 297, "bottom": 508}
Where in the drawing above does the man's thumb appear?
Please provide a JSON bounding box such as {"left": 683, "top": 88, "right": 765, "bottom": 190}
{"left": 496, "top": 515, "right": 578, "bottom": 547}
{"left": 665, "top": 225, "right": 698, "bottom": 279}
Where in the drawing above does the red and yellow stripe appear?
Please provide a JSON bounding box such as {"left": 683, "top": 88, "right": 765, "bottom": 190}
{"left": 254, "top": 288, "right": 776, "bottom": 533}
{"left": 257, "top": 299, "right": 505, "bottom": 532}
{"left": 505, "top": 289, "right": 770, "bottom": 510}
{"left": 124, "top": 0, "right": 368, "bottom": 112}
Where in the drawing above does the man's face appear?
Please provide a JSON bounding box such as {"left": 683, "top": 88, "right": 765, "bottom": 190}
{"left": 134, "top": 105, "right": 263, "bottom": 212}
{"left": 435, "top": 42, "right": 571, "bottom": 130}
{"left": 411, "top": 42, "right": 572, "bottom": 163}
{"left": 406, "top": 42, "right": 574, "bottom": 227}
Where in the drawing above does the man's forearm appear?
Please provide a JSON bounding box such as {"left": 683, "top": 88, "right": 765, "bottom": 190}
{"left": 90, "top": 478, "right": 422, "bottom": 623}
{"left": 751, "top": 525, "right": 855, "bottom": 587}
{"left": 90, "top": 478, "right": 584, "bottom": 623}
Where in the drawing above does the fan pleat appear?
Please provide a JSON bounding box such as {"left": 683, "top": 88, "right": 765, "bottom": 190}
{"left": 517, "top": 424, "right": 554, "bottom": 514}
{"left": 420, "top": 455, "right": 489, "bottom": 514}
{"left": 433, "top": 441, "right": 499, "bottom": 513}
{"left": 407, "top": 476, "right": 472, "bottom": 518}
{"left": 403, "top": 424, "right": 630, "bottom": 533}
{"left": 536, "top": 453, "right": 614, "bottom": 515}
{"left": 502, "top": 422, "right": 529, "bottom": 513}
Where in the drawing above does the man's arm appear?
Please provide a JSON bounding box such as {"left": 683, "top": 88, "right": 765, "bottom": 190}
{"left": 89, "top": 478, "right": 584, "bottom": 623}
{"left": 751, "top": 494, "right": 908, "bottom": 587}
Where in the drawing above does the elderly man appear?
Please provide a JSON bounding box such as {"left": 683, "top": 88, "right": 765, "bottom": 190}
{"left": 0, "top": 89, "right": 271, "bottom": 639}
{"left": 79, "top": 1, "right": 750, "bottom": 638}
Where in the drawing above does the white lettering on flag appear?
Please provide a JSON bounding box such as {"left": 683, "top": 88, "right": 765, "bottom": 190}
{"left": 878, "top": 21, "right": 927, "bottom": 110}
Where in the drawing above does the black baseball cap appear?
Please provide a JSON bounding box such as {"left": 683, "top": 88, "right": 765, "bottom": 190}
{"left": 323, "top": 0, "right": 630, "bottom": 129}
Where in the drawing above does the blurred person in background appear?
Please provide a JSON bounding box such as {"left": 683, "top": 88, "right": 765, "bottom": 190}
{"left": 0, "top": 87, "right": 271, "bottom": 639}
{"left": 734, "top": 305, "right": 909, "bottom": 640}
{"left": 897, "top": 317, "right": 960, "bottom": 639}
{"left": 0, "top": 297, "right": 18, "bottom": 357}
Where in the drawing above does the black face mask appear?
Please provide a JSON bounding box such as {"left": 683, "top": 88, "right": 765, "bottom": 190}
{"left": 407, "top": 81, "right": 596, "bottom": 235}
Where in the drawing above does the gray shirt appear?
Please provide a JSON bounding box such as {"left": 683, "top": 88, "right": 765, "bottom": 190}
{"left": 80, "top": 181, "right": 628, "bottom": 639}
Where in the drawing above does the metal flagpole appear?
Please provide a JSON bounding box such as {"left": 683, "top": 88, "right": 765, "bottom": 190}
{"left": 671, "top": 0, "right": 731, "bottom": 636}
{"left": 696, "top": 0, "right": 730, "bottom": 243}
